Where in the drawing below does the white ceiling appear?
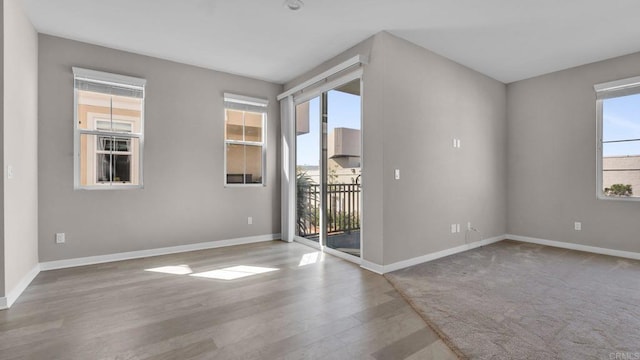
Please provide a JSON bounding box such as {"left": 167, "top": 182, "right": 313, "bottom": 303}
{"left": 22, "top": 0, "right": 640, "bottom": 84}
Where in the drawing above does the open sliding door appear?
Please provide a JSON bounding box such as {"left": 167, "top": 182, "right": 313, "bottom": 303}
{"left": 294, "top": 78, "right": 362, "bottom": 261}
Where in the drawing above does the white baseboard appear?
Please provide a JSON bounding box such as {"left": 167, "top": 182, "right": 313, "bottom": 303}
{"left": 361, "top": 234, "right": 506, "bottom": 274}
{"left": 360, "top": 260, "right": 385, "bottom": 274}
{"left": 383, "top": 235, "right": 506, "bottom": 273}
{"left": 40, "top": 233, "right": 282, "bottom": 271}
{"left": 506, "top": 234, "right": 640, "bottom": 261}
{"left": 0, "top": 263, "right": 41, "bottom": 310}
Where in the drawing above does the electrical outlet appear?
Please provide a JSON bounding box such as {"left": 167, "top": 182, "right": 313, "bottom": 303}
{"left": 7, "top": 165, "right": 14, "bottom": 179}
{"left": 451, "top": 224, "right": 457, "bottom": 233}
{"left": 456, "top": 224, "right": 461, "bottom": 233}
{"left": 574, "top": 222, "right": 581, "bottom": 231}
{"left": 248, "top": 217, "right": 253, "bottom": 225}
{"left": 55, "top": 233, "right": 65, "bottom": 244}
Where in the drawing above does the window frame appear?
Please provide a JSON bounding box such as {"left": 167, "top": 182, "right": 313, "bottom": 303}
{"left": 73, "top": 67, "right": 146, "bottom": 190}
{"left": 594, "top": 75, "right": 640, "bottom": 201}
{"left": 223, "top": 93, "right": 268, "bottom": 187}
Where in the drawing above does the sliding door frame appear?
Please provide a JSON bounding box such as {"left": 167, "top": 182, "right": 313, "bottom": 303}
{"left": 290, "top": 69, "right": 364, "bottom": 264}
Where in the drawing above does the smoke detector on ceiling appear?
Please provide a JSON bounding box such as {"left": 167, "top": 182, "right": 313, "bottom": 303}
{"left": 284, "top": 0, "right": 304, "bottom": 11}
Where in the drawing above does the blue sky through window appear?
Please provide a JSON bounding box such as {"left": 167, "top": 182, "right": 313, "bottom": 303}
{"left": 296, "top": 90, "right": 361, "bottom": 166}
{"left": 603, "top": 93, "right": 640, "bottom": 156}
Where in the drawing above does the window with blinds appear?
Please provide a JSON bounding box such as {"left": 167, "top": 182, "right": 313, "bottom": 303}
{"left": 224, "top": 93, "right": 268, "bottom": 186}
{"left": 73, "top": 67, "right": 146, "bottom": 189}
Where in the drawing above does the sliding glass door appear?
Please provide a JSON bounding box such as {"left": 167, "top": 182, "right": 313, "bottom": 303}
{"left": 325, "top": 80, "right": 361, "bottom": 257}
{"left": 295, "top": 96, "right": 321, "bottom": 243}
{"left": 295, "top": 79, "right": 361, "bottom": 259}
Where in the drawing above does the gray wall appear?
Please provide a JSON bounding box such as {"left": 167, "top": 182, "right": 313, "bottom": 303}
{"left": 3, "top": 0, "right": 39, "bottom": 293}
{"left": 507, "top": 51, "right": 640, "bottom": 253}
{"left": 39, "top": 35, "right": 282, "bottom": 262}
{"left": 0, "top": 0, "right": 5, "bottom": 297}
{"left": 378, "top": 33, "right": 506, "bottom": 264}
{"left": 286, "top": 32, "right": 507, "bottom": 266}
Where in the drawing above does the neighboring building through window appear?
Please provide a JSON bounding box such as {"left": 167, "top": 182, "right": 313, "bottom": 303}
{"left": 595, "top": 76, "right": 640, "bottom": 200}
{"left": 73, "top": 67, "right": 145, "bottom": 189}
{"left": 224, "top": 93, "right": 268, "bottom": 185}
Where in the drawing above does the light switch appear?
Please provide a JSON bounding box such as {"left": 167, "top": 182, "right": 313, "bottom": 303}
{"left": 7, "top": 165, "right": 13, "bottom": 179}
{"left": 394, "top": 169, "right": 400, "bottom": 180}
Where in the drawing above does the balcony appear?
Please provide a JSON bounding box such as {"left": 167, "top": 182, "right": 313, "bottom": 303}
{"left": 297, "top": 183, "right": 361, "bottom": 255}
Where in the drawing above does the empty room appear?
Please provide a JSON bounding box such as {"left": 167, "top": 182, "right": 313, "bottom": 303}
{"left": 1, "top": 0, "right": 640, "bottom": 359}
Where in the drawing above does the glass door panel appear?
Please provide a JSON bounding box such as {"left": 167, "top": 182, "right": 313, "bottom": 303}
{"left": 325, "top": 79, "right": 362, "bottom": 257}
{"left": 294, "top": 78, "right": 362, "bottom": 259}
{"left": 295, "top": 97, "right": 321, "bottom": 242}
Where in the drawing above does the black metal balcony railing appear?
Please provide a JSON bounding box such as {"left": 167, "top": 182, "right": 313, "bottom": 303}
{"left": 297, "top": 183, "right": 361, "bottom": 236}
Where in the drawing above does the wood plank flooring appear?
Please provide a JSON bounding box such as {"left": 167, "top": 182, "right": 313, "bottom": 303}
{"left": 0, "top": 241, "right": 458, "bottom": 360}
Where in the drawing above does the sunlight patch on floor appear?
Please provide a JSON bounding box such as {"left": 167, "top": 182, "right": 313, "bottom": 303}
{"left": 144, "top": 265, "right": 193, "bottom": 275}
{"left": 190, "top": 265, "right": 279, "bottom": 280}
{"left": 298, "top": 251, "right": 324, "bottom": 266}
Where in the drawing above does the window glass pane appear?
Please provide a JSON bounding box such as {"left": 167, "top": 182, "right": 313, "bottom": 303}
{"left": 77, "top": 90, "right": 111, "bottom": 130}
{"left": 95, "top": 154, "right": 132, "bottom": 183}
{"left": 245, "top": 145, "right": 263, "bottom": 184}
{"left": 112, "top": 94, "right": 142, "bottom": 133}
{"left": 602, "top": 93, "right": 640, "bottom": 142}
{"left": 97, "top": 136, "right": 131, "bottom": 152}
{"left": 79, "top": 133, "right": 93, "bottom": 186}
{"left": 96, "top": 120, "right": 111, "bottom": 131}
{"left": 96, "top": 120, "right": 133, "bottom": 133}
{"left": 224, "top": 98, "right": 266, "bottom": 186}
{"left": 80, "top": 134, "right": 139, "bottom": 186}
{"left": 112, "top": 154, "right": 132, "bottom": 183}
{"left": 114, "top": 137, "right": 132, "bottom": 152}
{"left": 226, "top": 109, "right": 244, "bottom": 141}
{"left": 244, "top": 112, "right": 263, "bottom": 142}
{"left": 226, "top": 143, "right": 245, "bottom": 184}
{"left": 113, "top": 122, "right": 133, "bottom": 133}
{"left": 602, "top": 140, "right": 640, "bottom": 198}
{"left": 603, "top": 140, "right": 640, "bottom": 157}
{"left": 97, "top": 136, "right": 111, "bottom": 151}
{"left": 96, "top": 153, "right": 112, "bottom": 183}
